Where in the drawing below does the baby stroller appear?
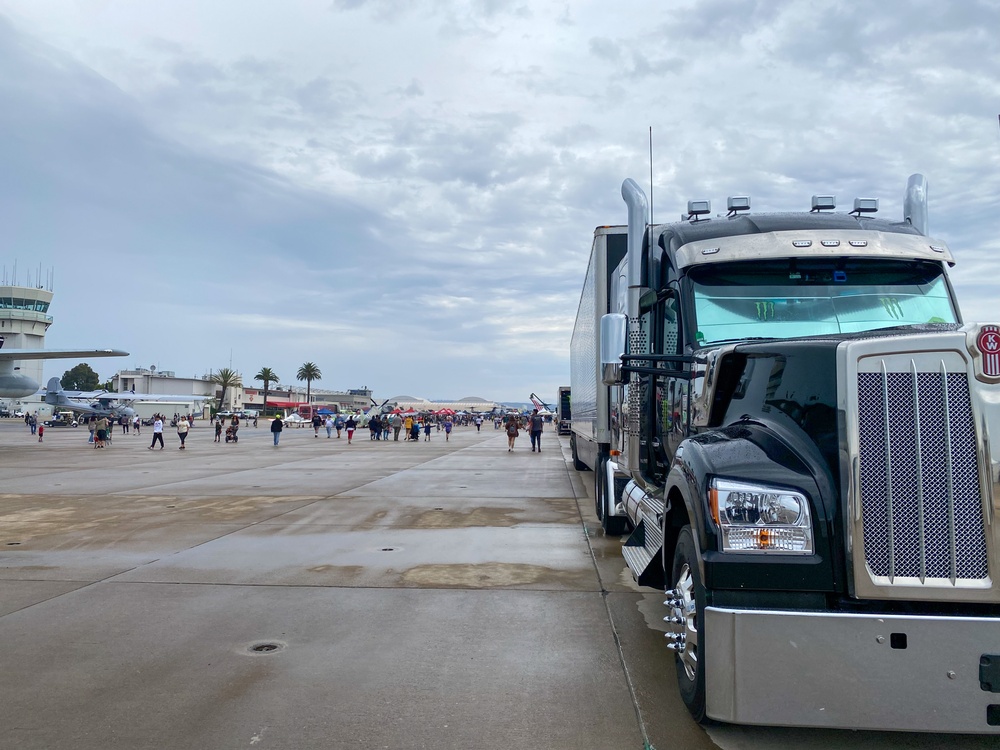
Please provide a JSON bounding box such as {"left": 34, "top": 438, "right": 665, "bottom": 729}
{"left": 225, "top": 425, "right": 239, "bottom": 443}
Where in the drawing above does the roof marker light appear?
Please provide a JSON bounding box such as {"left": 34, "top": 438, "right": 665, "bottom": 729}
{"left": 811, "top": 195, "right": 836, "bottom": 212}
{"left": 853, "top": 198, "right": 879, "bottom": 214}
{"left": 683, "top": 200, "right": 711, "bottom": 222}
{"left": 849, "top": 240, "right": 868, "bottom": 247}
{"left": 792, "top": 240, "right": 812, "bottom": 248}
{"left": 701, "top": 247, "right": 721, "bottom": 255}
{"left": 821, "top": 240, "right": 840, "bottom": 247}
{"left": 930, "top": 245, "right": 945, "bottom": 253}
{"left": 727, "top": 196, "right": 750, "bottom": 216}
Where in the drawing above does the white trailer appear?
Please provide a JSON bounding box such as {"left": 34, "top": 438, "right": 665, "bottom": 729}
{"left": 569, "top": 225, "right": 630, "bottom": 534}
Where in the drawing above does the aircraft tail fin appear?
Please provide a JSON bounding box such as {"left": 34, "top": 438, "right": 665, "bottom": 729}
{"left": 44, "top": 377, "right": 64, "bottom": 405}
{"left": 44, "top": 378, "right": 85, "bottom": 412}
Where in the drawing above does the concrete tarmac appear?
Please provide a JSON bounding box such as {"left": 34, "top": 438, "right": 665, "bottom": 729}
{"left": 0, "top": 420, "right": 994, "bottom": 749}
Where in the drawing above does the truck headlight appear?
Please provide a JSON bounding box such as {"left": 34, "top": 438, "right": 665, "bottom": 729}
{"left": 709, "top": 478, "right": 814, "bottom": 554}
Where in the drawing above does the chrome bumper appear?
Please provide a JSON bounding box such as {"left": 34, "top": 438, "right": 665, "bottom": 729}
{"left": 705, "top": 606, "right": 1000, "bottom": 733}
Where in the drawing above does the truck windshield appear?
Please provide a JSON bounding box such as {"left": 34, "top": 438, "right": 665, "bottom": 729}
{"left": 688, "top": 258, "right": 958, "bottom": 344}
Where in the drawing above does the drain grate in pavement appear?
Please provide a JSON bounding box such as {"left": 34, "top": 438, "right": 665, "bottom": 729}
{"left": 380, "top": 547, "right": 395, "bottom": 552}
{"left": 247, "top": 642, "right": 284, "bottom": 654}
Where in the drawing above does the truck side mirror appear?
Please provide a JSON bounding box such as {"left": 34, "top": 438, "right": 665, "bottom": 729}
{"left": 601, "top": 313, "right": 627, "bottom": 385}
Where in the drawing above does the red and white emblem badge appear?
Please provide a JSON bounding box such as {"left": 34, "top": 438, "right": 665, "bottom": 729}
{"left": 977, "top": 325, "right": 1000, "bottom": 377}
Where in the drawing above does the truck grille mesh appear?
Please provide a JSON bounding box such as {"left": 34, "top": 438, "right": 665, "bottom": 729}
{"left": 857, "top": 371, "right": 988, "bottom": 582}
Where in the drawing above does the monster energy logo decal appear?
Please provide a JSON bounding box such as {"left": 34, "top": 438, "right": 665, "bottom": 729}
{"left": 755, "top": 301, "right": 775, "bottom": 321}
{"left": 879, "top": 297, "right": 903, "bottom": 319}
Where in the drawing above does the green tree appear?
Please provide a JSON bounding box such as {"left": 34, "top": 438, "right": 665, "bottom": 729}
{"left": 296, "top": 362, "right": 322, "bottom": 418}
{"left": 254, "top": 367, "right": 279, "bottom": 417}
{"left": 61, "top": 363, "right": 100, "bottom": 391}
{"left": 209, "top": 368, "right": 242, "bottom": 415}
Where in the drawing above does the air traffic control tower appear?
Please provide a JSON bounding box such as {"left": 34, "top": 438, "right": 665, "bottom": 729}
{"left": 0, "top": 284, "right": 54, "bottom": 393}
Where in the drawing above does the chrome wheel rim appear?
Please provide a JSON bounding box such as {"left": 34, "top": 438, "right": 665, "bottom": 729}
{"left": 673, "top": 563, "right": 699, "bottom": 682}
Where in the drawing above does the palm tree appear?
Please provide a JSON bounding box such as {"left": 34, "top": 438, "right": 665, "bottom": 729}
{"left": 209, "top": 367, "right": 242, "bottom": 416}
{"left": 296, "top": 362, "right": 322, "bottom": 419}
{"left": 255, "top": 367, "right": 279, "bottom": 417}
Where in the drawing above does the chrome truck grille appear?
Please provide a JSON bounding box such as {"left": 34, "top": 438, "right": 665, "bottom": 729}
{"left": 856, "top": 366, "right": 989, "bottom": 586}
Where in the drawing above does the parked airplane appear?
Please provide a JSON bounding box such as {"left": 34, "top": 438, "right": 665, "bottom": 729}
{"left": 43, "top": 377, "right": 213, "bottom": 420}
{"left": 369, "top": 397, "right": 396, "bottom": 414}
{"left": 0, "top": 346, "right": 128, "bottom": 398}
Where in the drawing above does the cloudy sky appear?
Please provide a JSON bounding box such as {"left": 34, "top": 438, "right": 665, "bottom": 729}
{"left": 1, "top": 1, "right": 999, "bottom": 402}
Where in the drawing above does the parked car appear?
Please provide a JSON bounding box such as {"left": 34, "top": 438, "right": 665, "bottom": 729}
{"left": 14, "top": 410, "right": 25, "bottom": 418}
{"left": 43, "top": 415, "right": 79, "bottom": 428}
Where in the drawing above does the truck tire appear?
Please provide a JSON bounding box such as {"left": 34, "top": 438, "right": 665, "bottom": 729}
{"left": 669, "top": 525, "right": 708, "bottom": 722}
{"left": 597, "top": 457, "right": 628, "bottom": 536}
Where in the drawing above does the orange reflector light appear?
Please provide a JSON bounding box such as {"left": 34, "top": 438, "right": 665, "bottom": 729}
{"left": 610, "top": 450, "right": 620, "bottom": 456}
{"left": 709, "top": 487, "right": 719, "bottom": 525}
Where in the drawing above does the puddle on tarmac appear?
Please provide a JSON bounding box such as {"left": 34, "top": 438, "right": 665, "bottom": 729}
{"left": 351, "top": 510, "right": 390, "bottom": 529}
{"left": 406, "top": 506, "right": 568, "bottom": 529}
{"left": 635, "top": 591, "right": 669, "bottom": 634}
{"left": 352, "top": 499, "right": 578, "bottom": 531}
{"left": 401, "top": 562, "right": 593, "bottom": 589}
{"left": 305, "top": 564, "right": 365, "bottom": 583}
{"left": 0, "top": 495, "right": 322, "bottom": 536}
{"left": 0, "top": 507, "right": 109, "bottom": 542}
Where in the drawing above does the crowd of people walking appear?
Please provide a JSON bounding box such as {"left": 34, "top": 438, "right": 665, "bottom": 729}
{"left": 27, "top": 407, "right": 552, "bottom": 454}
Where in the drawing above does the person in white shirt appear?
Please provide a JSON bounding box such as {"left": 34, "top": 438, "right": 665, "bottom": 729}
{"left": 149, "top": 416, "right": 164, "bottom": 450}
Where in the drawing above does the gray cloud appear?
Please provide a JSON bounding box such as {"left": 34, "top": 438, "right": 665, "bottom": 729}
{"left": 1, "top": 2, "right": 999, "bottom": 401}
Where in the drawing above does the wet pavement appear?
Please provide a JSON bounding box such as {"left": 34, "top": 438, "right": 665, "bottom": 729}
{"left": 0, "top": 421, "right": 994, "bottom": 749}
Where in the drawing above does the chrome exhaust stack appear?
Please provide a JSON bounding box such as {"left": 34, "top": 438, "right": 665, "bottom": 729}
{"left": 621, "top": 178, "right": 648, "bottom": 289}
{"left": 904, "top": 173, "right": 928, "bottom": 236}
